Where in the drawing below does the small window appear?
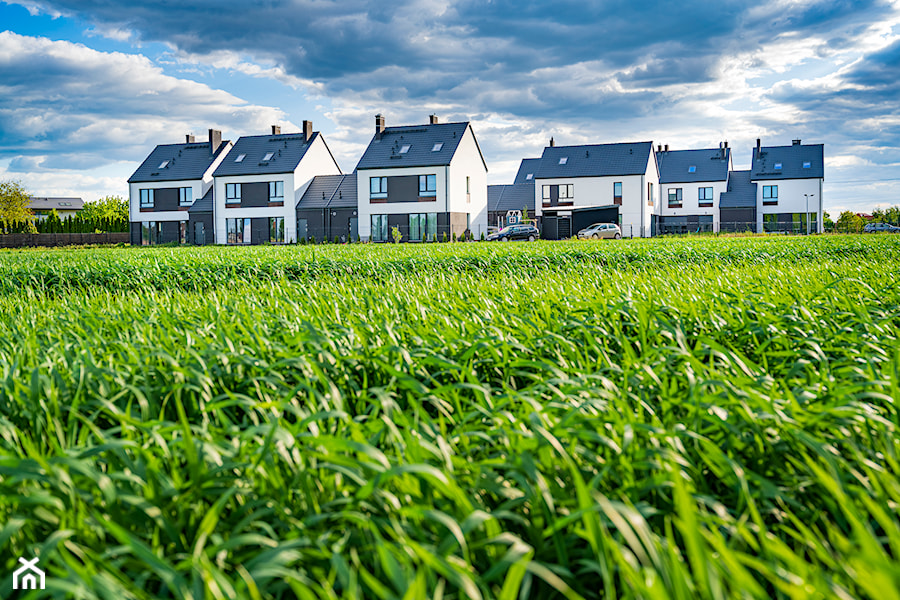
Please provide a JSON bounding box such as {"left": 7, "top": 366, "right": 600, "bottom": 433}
{"left": 419, "top": 174, "right": 437, "bottom": 196}
{"left": 559, "top": 157, "right": 568, "bottom": 165}
{"left": 179, "top": 187, "right": 192, "bottom": 206}
{"left": 269, "top": 181, "right": 284, "bottom": 202}
{"left": 263, "top": 152, "right": 274, "bottom": 162}
{"left": 803, "top": 161, "right": 811, "bottom": 169}
{"left": 139, "top": 189, "right": 154, "bottom": 208}
{"left": 158, "top": 160, "right": 169, "bottom": 169}
{"left": 542, "top": 185, "right": 551, "bottom": 200}
{"left": 370, "top": 176, "right": 388, "bottom": 199}
{"left": 235, "top": 154, "right": 246, "bottom": 163}
{"left": 613, "top": 181, "right": 622, "bottom": 205}
{"left": 525, "top": 173, "right": 533, "bottom": 180}
{"left": 432, "top": 143, "right": 443, "bottom": 152}
{"left": 226, "top": 182, "right": 241, "bottom": 203}
{"left": 688, "top": 166, "right": 696, "bottom": 173}
{"left": 774, "top": 162, "right": 782, "bottom": 170}
{"left": 399, "top": 145, "right": 411, "bottom": 154}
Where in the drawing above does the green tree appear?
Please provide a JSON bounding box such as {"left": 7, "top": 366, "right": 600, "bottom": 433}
{"left": 823, "top": 211, "right": 834, "bottom": 231}
{"left": 835, "top": 211, "right": 865, "bottom": 233}
{"left": 391, "top": 226, "right": 402, "bottom": 244}
{"left": 82, "top": 195, "right": 128, "bottom": 221}
{"left": 0, "top": 180, "right": 36, "bottom": 233}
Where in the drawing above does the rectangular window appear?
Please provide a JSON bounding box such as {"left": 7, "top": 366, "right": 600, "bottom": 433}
{"left": 466, "top": 176, "right": 471, "bottom": 203}
{"left": 542, "top": 185, "right": 550, "bottom": 200}
{"left": 371, "top": 214, "right": 389, "bottom": 242}
{"left": 419, "top": 174, "right": 437, "bottom": 197}
{"left": 668, "top": 188, "right": 683, "bottom": 208}
{"left": 427, "top": 212, "right": 437, "bottom": 240}
{"left": 140, "top": 189, "right": 154, "bottom": 208}
{"left": 432, "top": 142, "right": 443, "bottom": 152}
{"left": 648, "top": 182, "right": 654, "bottom": 207}
{"left": 180, "top": 221, "right": 188, "bottom": 244}
{"left": 699, "top": 187, "right": 714, "bottom": 207}
{"left": 269, "top": 181, "right": 284, "bottom": 202}
{"left": 226, "top": 218, "right": 251, "bottom": 244}
{"left": 557, "top": 184, "right": 574, "bottom": 200}
{"left": 613, "top": 182, "right": 622, "bottom": 205}
{"left": 370, "top": 176, "right": 388, "bottom": 199}
{"left": 179, "top": 187, "right": 192, "bottom": 206}
{"left": 141, "top": 221, "right": 159, "bottom": 245}
{"left": 763, "top": 185, "right": 778, "bottom": 205}
{"left": 803, "top": 161, "right": 811, "bottom": 169}
{"left": 763, "top": 213, "right": 779, "bottom": 233}
{"left": 262, "top": 152, "right": 274, "bottom": 162}
{"left": 269, "top": 217, "right": 285, "bottom": 243}
{"left": 410, "top": 213, "right": 426, "bottom": 241}
{"left": 226, "top": 183, "right": 241, "bottom": 204}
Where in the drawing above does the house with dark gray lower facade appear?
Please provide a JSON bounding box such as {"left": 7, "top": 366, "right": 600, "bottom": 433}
{"left": 128, "top": 129, "right": 231, "bottom": 245}
{"left": 751, "top": 139, "right": 824, "bottom": 234}
{"left": 212, "top": 123, "right": 342, "bottom": 244}
{"left": 655, "top": 145, "right": 731, "bottom": 234}
{"left": 296, "top": 173, "right": 359, "bottom": 242}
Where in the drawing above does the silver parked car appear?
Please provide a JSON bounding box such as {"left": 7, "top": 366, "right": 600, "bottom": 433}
{"left": 577, "top": 222, "right": 622, "bottom": 239}
{"left": 863, "top": 222, "right": 900, "bottom": 233}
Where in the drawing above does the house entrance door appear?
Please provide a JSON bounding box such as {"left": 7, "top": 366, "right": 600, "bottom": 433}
{"left": 193, "top": 222, "right": 205, "bottom": 245}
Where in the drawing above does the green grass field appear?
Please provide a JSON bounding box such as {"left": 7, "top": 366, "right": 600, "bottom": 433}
{"left": 0, "top": 235, "right": 898, "bottom": 599}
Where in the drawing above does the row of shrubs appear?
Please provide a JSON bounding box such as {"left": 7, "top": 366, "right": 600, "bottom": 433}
{"left": 0, "top": 214, "right": 129, "bottom": 235}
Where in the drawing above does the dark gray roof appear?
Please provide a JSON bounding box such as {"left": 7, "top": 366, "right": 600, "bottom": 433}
{"left": 28, "top": 197, "right": 84, "bottom": 210}
{"left": 535, "top": 142, "right": 653, "bottom": 179}
{"left": 297, "top": 174, "right": 357, "bottom": 209}
{"left": 751, "top": 143, "right": 824, "bottom": 180}
{"left": 356, "top": 122, "right": 486, "bottom": 171}
{"left": 188, "top": 186, "right": 213, "bottom": 213}
{"left": 657, "top": 148, "right": 730, "bottom": 184}
{"left": 513, "top": 158, "right": 542, "bottom": 185}
{"left": 719, "top": 170, "right": 757, "bottom": 209}
{"left": 214, "top": 132, "right": 329, "bottom": 177}
{"left": 129, "top": 141, "right": 230, "bottom": 183}
{"left": 488, "top": 183, "right": 535, "bottom": 213}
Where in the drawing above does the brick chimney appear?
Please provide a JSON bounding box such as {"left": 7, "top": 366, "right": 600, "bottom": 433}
{"left": 185, "top": 134, "right": 195, "bottom": 143}
{"left": 429, "top": 114, "right": 439, "bottom": 125}
{"left": 756, "top": 138, "right": 761, "bottom": 158}
{"left": 549, "top": 137, "right": 555, "bottom": 147}
{"left": 303, "top": 120, "right": 313, "bottom": 142}
{"left": 208, "top": 129, "right": 222, "bottom": 155}
{"left": 792, "top": 139, "right": 801, "bottom": 146}
{"left": 272, "top": 125, "right": 281, "bottom": 135}
{"left": 375, "top": 114, "right": 385, "bottom": 136}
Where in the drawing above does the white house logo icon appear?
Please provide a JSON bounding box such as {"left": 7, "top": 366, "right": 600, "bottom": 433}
{"left": 13, "top": 557, "right": 45, "bottom": 590}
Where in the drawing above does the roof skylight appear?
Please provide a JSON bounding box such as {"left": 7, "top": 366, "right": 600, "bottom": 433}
{"left": 158, "top": 160, "right": 169, "bottom": 169}
{"left": 399, "top": 145, "right": 411, "bottom": 154}
{"left": 526, "top": 173, "right": 533, "bottom": 180}
{"left": 688, "top": 165, "right": 696, "bottom": 173}
{"left": 803, "top": 161, "right": 811, "bottom": 169}
{"left": 263, "top": 152, "right": 274, "bottom": 161}
{"left": 559, "top": 157, "right": 568, "bottom": 165}
{"left": 235, "top": 154, "right": 246, "bottom": 163}
{"left": 774, "top": 162, "right": 782, "bottom": 170}
{"left": 432, "top": 142, "right": 443, "bottom": 152}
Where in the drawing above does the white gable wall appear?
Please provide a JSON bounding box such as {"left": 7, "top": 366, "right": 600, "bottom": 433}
{"left": 755, "top": 177, "right": 824, "bottom": 233}
{"left": 448, "top": 125, "right": 489, "bottom": 237}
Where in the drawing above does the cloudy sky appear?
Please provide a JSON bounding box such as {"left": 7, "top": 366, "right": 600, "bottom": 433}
{"left": 1, "top": 0, "right": 899, "bottom": 214}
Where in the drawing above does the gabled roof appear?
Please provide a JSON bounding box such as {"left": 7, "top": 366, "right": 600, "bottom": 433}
{"left": 356, "top": 122, "right": 486, "bottom": 171}
{"left": 188, "top": 186, "right": 213, "bottom": 213}
{"left": 28, "top": 197, "right": 84, "bottom": 210}
{"left": 297, "top": 174, "right": 358, "bottom": 209}
{"left": 214, "top": 132, "right": 326, "bottom": 177}
{"left": 513, "top": 158, "right": 542, "bottom": 185}
{"left": 751, "top": 142, "right": 824, "bottom": 180}
{"left": 129, "top": 140, "right": 230, "bottom": 183}
{"left": 488, "top": 183, "right": 535, "bottom": 213}
{"left": 719, "top": 170, "right": 757, "bottom": 209}
{"left": 657, "top": 148, "right": 730, "bottom": 184}
{"left": 535, "top": 142, "right": 653, "bottom": 179}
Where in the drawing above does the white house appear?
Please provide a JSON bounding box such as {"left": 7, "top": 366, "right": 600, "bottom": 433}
{"left": 751, "top": 139, "right": 825, "bottom": 234}
{"left": 533, "top": 140, "right": 658, "bottom": 238}
{"left": 356, "top": 115, "right": 489, "bottom": 242}
{"left": 655, "top": 144, "right": 731, "bottom": 234}
{"left": 212, "top": 123, "right": 342, "bottom": 244}
{"left": 128, "top": 129, "right": 231, "bottom": 245}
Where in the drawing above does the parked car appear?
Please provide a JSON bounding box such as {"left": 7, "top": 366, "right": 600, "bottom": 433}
{"left": 487, "top": 224, "right": 540, "bottom": 242}
{"left": 577, "top": 222, "right": 622, "bottom": 239}
{"left": 863, "top": 222, "right": 900, "bottom": 233}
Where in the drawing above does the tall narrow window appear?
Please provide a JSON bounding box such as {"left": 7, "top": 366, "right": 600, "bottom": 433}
{"left": 179, "top": 221, "right": 188, "bottom": 244}
{"left": 226, "top": 183, "right": 241, "bottom": 204}
{"left": 648, "top": 182, "right": 654, "bottom": 207}
{"left": 140, "top": 189, "right": 154, "bottom": 208}
{"left": 466, "top": 176, "right": 471, "bottom": 203}
{"left": 542, "top": 185, "right": 551, "bottom": 200}
{"left": 419, "top": 174, "right": 436, "bottom": 197}
{"left": 179, "top": 187, "right": 192, "bottom": 206}
{"left": 370, "top": 177, "right": 388, "bottom": 200}
{"left": 269, "top": 181, "right": 284, "bottom": 202}
{"left": 371, "top": 214, "right": 389, "bottom": 242}
{"left": 763, "top": 185, "right": 778, "bottom": 206}
{"left": 226, "top": 218, "right": 251, "bottom": 244}
{"left": 613, "top": 182, "right": 622, "bottom": 206}
{"left": 269, "top": 217, "right": 285, "bottom": 243}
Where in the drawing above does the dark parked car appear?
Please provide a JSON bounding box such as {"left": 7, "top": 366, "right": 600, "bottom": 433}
{"left": 487, "top": 224, "right": 540, "bottom": 242}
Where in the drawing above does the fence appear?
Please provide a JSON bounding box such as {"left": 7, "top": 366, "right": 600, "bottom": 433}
{"left": 0, "top": 233, "right": 130, "bottom": 248}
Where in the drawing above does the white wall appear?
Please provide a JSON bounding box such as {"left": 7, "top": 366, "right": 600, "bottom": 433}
{"left": 755, "top": 178, "right": 824, "bottom": 233}
{"left": 448, "top": 125, "right": 489, "bottom": 237}
{"left": 658, "top": 180, "right": 728, "bottom": 230}
{"left": 129, "top": 179, "right": 202, "bottom": 223}
{"left": 357, "top": 167, "right": 449, "bottom": 240}
{"left": 534, "top": 174, "right": 648, "bottom": 237}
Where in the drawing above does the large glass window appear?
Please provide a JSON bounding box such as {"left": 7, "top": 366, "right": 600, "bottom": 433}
{"left": 763, "top": 213, "right": 779, "bottom": 233}
{"left": 371, "top": 214, "right": 389, "bottom": 242}
{"left": 269, "top": 217, "right": 285, "bottom": 243}
{"left": 613, "top": 182, "right": 622, "bottom": 205}
{"left": 140, "top": 189, "right": 154, "bottom": 208}
{"left": 419, "top": 174, "right": 437, "bottom": 197}
{"left": 763, "top": 185, "right": 778, "bottom": 205}
{"left": 179, "top": 187, "right": 192, "bottom": 206}
{"left": 226, "top": 218, "right": 251, "bottom": 244}
{"left": 408, "top": 213, "right": 437, "bottom": 241}
{"left": 647, "top": 182, "right": 654, "bottom": 207}
{"left": 370, "top": 177, "right": 388, "bottom": 199}
{"left": 226, "top": 183, "right": 241, "bottom": 204}
{"left": 699, "top": 187, "right": 714, "bottom": 207}
{"left": 141, "top": 221, "right": 159, "bottom": 245}
{"left": 179, "top": 221, "right": 188, "bottom": 244}
{"left": 269, "top": 181, "right": 284, "bottom": 202}
{"left": 668, "top": 188, "right": 682, "bottom": 208}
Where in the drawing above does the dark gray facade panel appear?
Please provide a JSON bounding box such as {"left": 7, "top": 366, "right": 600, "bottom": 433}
{"left": 297, "top": 209, "right": 326, "bottom": 241}
{"left": 251, "top": 217, "right": 269, "bottom": 244}
{"left": 387, "top": 213, "right": 408, "bottom": 240}
{"left": 387, "top": 175, "right": 423, "bottom": 203}
{"left": 573, "top": 207, "right": 618, "bottom": 234}
{"left": 129, "top": 222, "right": 141, "bottom": 245}
{"left": 543, "top": 216, "right": 559, "bottom": 240}
{"left": 154, "top": 188, "right": 180, "bottom": 212}
{"left": 188, "top": 213, "right": 213, "bottom": 245}
{"left": 242, "top": 182, "right": 269, "bottom": 208}
{"left": 720, "top": 208, "right": 756, "bottom": 232}
{"left": 159, "top": 220, "right": 181, "bottom": 244}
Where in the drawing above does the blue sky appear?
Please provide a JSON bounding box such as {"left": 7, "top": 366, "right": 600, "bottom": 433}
{"left": 1, "top": 0, "right": 899, "bottom": 215}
